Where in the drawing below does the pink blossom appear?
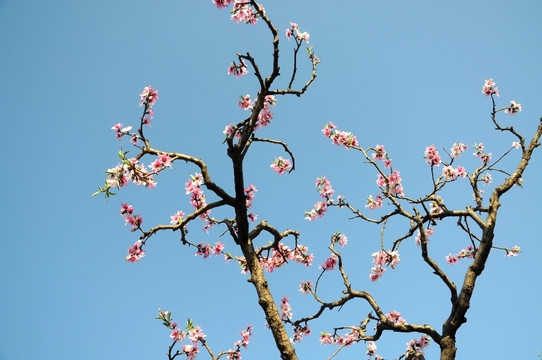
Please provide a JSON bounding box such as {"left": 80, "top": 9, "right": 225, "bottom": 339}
{"left": 238, "top": 94, "right": 253, "bottom": 110}
{"left": 415, "top": 228, "right": 434, "bottom": 246}
{"left": 446, "top": 254, "right": 458, "bottom": 264}
{"left": 370, "top": 250, "right": 400, "bottom": 280}
{"left": 385, "top": 310, "right": 407, "bottom": 325}
{"left": 316, "top": 176, "right": 334, "bottom": 198}
{"left": 430, "top": 198, "right": 443, "bottom": 216}
{"left": 406, "top": 335, "right": 431, "bottom": 356}
{"left": 188, "top": 325, "right": 206, "bottom": 343}
{"left": 424, "top": 145, "right": 441, "bottom": 166}
{"left": 182, "top": 344, "right": 199, "bottom": 360}
{"left": 319, "top": 254, "right": 338, "bottom": 271}
{"left": 372, "top": 145, "right": 387, "bottom": 160}
{"left": 304, "top": 201, "right": 327, "bottom": 220}
{"left": 244, "top": 184, "right": 257, "bottom": 208}
{"left": 158, "top": 154, "right": 172, "bottom": 168}
{"left": 139, "top": 85, "right": 158, "bottom": 107}
{"left": 383, "top": 159, "right": 392, "bottom": 168}
{"left": 150, "top": 158, "right": 163, "bottom": 173}
{"left": 388, "top": 170, "right": 404, "bottom": 196}
{"left": 256, "top": 103, "right": 273, "bottom": 129}
{"left": 482, "top": 173, "right": 492, "bottom": 185}
{"left": 285, "top": 28, "right": 292, "bottom": 40}
{"left": 212, "top": 0, "right": 233, "bottom": 8}
{"left": 228, "top": 60, "right": 248, "bottom": 78}
{"left": 473, "top": 143, "right": 492, "bottom": 165}
{"left": 120, "top": 203, "right": 134, "bottom": 216}
{"left": 223, "top": 124, "right": 242, "bottom": 139}
{"left": 504, "top": 100, "right": 522, "bottom": 115}
{"left": 279, "top": 296, "right": 292, "bottom": 320}
{"left": 320, "top": 333, "right": 334, "bottom": 345}
{"left": 512, "top": 142, "right": 520, "bottom": 149}
{"left": 291, "top": 324, "right": 311, "bottom": 344}
{"left": 270, "top": 156, "right": 292, "bottom": 175}
{"left": 456, "top": 166, "right": 467, "bottom": 178}
{"left": 442, "top": 165, "right": 458, "bottom": 180}
{"left": 170, "top": 210, "right": 185, "bottom": 225}
{"left": 299, "top": 281, "right": 313, "bottom": 295}
{"left": 170, "top": 329, "right": 186, "bottom": 342}
{"left": 366, "top": 341, "right": 378, "bottom": 356}
{"left": 231, "top": 2, "right": 259, "bottom": 24}
{"left": 376, "top": 174, "right": 387, "bottom": 188}
{"left": 125, "top": 240, "right": 145, "bottom": 263}
{"left": 370, "top": 265, "right": 386, "bottom": 282}
{"left": 213, "top": 242, "right": 225, "bottom": 256}
{"left": 195, "top": 243, "right": 212, "bottom": 259}
{"left": 331, "top": 232, "right": 348, "bottom": 247}
{"left": 296, "top": 29, "right": 310, "bottom": 43}
{"left": 285, "top": 22, "right": 298, "bottom": 41}
{"left": 321, "top": 122, "right": 336, "bottom": 138}
{"left": 365, "top": 194, "right": 383, "bottom": 210}
{"left": 506, "top": 246, "right": 520, "bottom": 257}
{"left": 450, "top": 143, "right": 468, "bottom": 158}
{"left": 482, "top": 79, "right": 499, "bottom": 97}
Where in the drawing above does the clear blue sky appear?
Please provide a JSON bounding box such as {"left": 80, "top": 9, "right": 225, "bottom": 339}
{"left": 2, "top": 0, "right": 542, "bottom": 359}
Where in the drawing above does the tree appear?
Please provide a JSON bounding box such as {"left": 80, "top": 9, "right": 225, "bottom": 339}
{"left": 94, "top": 1, "right": 542, "bottom": 359}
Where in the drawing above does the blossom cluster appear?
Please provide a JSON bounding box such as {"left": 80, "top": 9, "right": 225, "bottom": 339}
{"left": 185, "top": 173, "right": 212, "bottom": 230}
{"left": 224, "top": 95, "right": 277, "bottom": 139}
{"left": 111, "top": 123, "right": 133, "bottom": 142}
{"left": 406, "top": 335, "right": 431, "bottom": 357}
{"left": 370, "top": 250, "right": 400, "bottom": 281}
{"left": 424, "top": 145, "right": 441, "bottom": 166}
{"left": 231, "top": 1, "right": 261, "bottom": 24}
{"left": 445, "top": 245, "right": 477, "bottom": 264}
{"left": 415, "top": 228, "right": 435, "bottom": 246}
{"left": 244, "top": 184, "right": 258, "bottom": 223}
{"left": 195, "top": 241, "right": 225, "bottom": 259}
{"left": 126, "top": 240, "right": 145, "bottom": 263}
{"left": 157, "top": 311, "right": 203, "bottom": 360}
{"left": 212, "top": 0, "right": 262, "bottom": 24}
{"left": 120, "top": 203, "right": 142, "bottom": 231}
{"left": 227, "top": 325, "right": 254, "bottom": 360}
{"left": 299, "top": 280, "right": 313, "bottom": 295}
{"left": 259, "top": 243, "right": 314, "bottom": 272}
{"left": 482, "top": 79, "right": 499, "bottom": 97}
{"left": 304, "top": 176, "right": 335, "bottom": 220}
{"left": 285, "top": 22, "right": 310, "bottom": 43}
{"left": 366, "top": 341, "right": 384, "bottom": 360}
{"left": 472, "top": 143, "right": 492, "bottom": 165}
{"left": 228, "top": 59, "right": 248, "bottom": 78}
{"left": 505, "top": 245, "right": 521, "bottom": 257}
{"left": 270, "top": 156, "right": 292, "bottom": 175}
{"left": 450, "top": 143, "right": 468, "bottom": 158}
{"left": 442, "top": 165, "right": 467, "bottom": 180}
{"left": 291, "top": 324, "right": 311, "bottom": 344}
{"left": 139, "top": 85, "right": 158, "bottom": 126}
{"left": 505, "top": 100, "right": 522, "bottom": 115}
{"left": 385, "top": 310, "right": 407, "bottom": 325}
{"left": 331, "top": 232, "right": 348, "bottom": 247}
{"left": 376, "top": 170, "right": 404, "bottom": 196}
{"left": 320, "top": 329, "right": 362, "bottom": 347}
{"left": 365, "top": 194, "right": 383, "bottom": 210}
{"left": 106, "top": 155, "right": 157, "bottom": 190}
{"left": 279, "top": 296, "right": 293, "bottom": 320}
{"left": 319, "top": 254, "right": 337, "bottom": 271}
{"left": 255, "top": 95, "right": 276, "bottom": 129}
{"left": 482, "top": 79, "right": 522, "bottom": 115}
{"left": 322, "top": 122, "right": 359, "bottom": 149}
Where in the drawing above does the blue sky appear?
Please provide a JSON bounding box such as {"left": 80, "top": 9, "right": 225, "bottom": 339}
{"left": 2, "top": 0, "right": 542, "bottom": 359}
